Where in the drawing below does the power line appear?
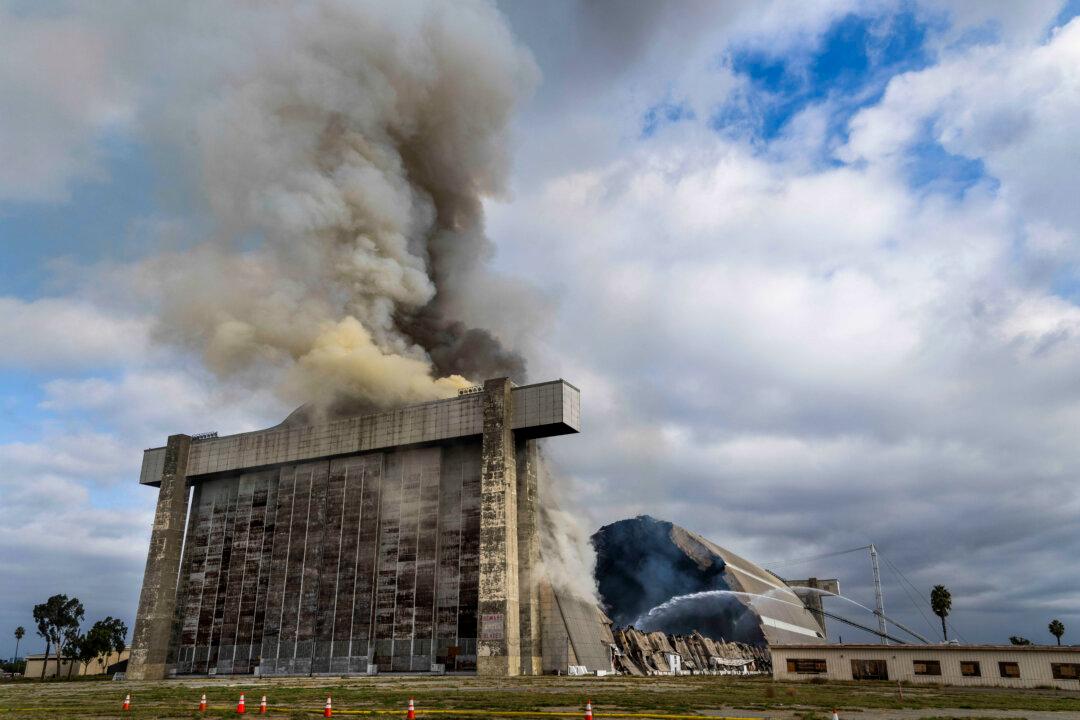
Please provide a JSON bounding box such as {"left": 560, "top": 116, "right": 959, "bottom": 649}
{"left": 880, "top": 553, "right": 941, "bottom": 640}
{"left": 769, "top": 541, "right": 968, "bottom": 645}
{"left": 879, "top": 549, "right": 967, "bottom": 644}
{"left": 874, "top": 609, "right": 931, "bottom": 644}
{"left": 764, "top": 545, "right": 872, "bottom": 568}
{"left": 820, "top": 609, "right": 910, "bottom": 645}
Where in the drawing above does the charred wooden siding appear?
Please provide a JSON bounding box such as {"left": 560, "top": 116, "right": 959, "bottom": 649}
{"left": 168, "top": 443, "right": 482, "bottom": 675}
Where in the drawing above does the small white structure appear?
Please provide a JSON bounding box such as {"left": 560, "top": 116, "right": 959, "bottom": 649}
{"left": 773, "top": 643, "right": 1080, "bottom": 690}
{"left": 665, "top": 652, "right": 681, "bottom": 674}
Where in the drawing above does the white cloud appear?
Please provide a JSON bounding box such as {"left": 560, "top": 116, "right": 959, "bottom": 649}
{"left": 0, "top": 8, "right": 133, "bottom": 202}
{"left": 843, "top": 18, "right": 1080, "bottom": 233}
{"left": 0, "top": 364, "right": 286, "bottom": 648}
{"left": 0, "top": 297, "right": 149, "bottom": 371}
{"left": 4, "top": 0, "right": 1080, "bottom": 652}
{"left": 488, "top": 18, "right": 1080, "bottom": 639}
{"left": 0, "top": 431, "right": 132, "bottom": 484}
{"left": 41, "top": 369, "right": 287, "bottom": 443}
{"left": 923, "top": 0, "right": 1066, "bottom": 44}
{"left": 0, "top": 432, "right": 152, "bottom": 644}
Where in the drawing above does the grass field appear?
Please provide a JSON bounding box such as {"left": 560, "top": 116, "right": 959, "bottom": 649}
{"left": 1, "top": 674, "right": 1077, "bottom": 720}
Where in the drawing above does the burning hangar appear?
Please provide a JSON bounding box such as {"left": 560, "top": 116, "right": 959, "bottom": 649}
{"left": 126, "top": 378, "right": 612, "bottom": 679}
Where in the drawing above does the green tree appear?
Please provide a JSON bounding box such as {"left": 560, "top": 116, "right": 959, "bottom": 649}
{"left": 94, "top": 617, "right": 127, "bottom": 673}
{"left": 69, "top": 617, "right": 128, "bottom": 677}
{"left": 930, "top": 585, "right": 952, "bottom": 641}
{"left": 1049, "top": 619, "right": 1066, "bottom": 646}
{"left": 63, "top": 625, "right": 82, "bottom": 679}
{"left": 70, "top": 630, "right": 105, "bottom": 677}
{"left": 13, "top": 626, "right": 24, "bottom": 661}
{"left": 1010, "top": 635, "right": 1032, "bottom": 645}
{"left": 32, "top": 595, "right": 84, "bottom": 679}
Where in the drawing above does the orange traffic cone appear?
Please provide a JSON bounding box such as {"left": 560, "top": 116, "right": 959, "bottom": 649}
{"left": 324, "top": 695, "right": 333, "bottom": 718}
{"left": 407, "top": 698, "right": 416, "bottom": 720}
{"left": 199, "top": 693, "right": 207, "bottom": 712}
{"left": 260, "top": 695, "right": 268, "bottom": 714}
{"left": 584, "top": 700, "right": 593, "bottom": 720}
{"left": 122, "top": 693, "right": 131, "bottom": 711}
{"left": 237, "top": 693, "right": 246, "bottom": 714}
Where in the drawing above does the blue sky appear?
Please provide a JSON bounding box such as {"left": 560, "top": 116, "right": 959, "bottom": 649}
{"left": 4, "top": 0, "right": 1080, "bottom": 658}
{"left": 717, "top": 7, "right": 933, "bottom": 141}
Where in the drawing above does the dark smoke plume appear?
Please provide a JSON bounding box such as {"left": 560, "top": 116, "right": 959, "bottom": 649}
{"left": 144, "top": 0, "right": 537, "bottom": 415}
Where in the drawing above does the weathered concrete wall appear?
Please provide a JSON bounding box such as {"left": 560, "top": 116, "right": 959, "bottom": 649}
{"left": 476, "top": 378, "right": 521, "bottom": 676}
{"left": 166, "top": 444, "right": 482, "bottom": 675}
{"left": 141, "top": 381, "right": 580, "bottom": 485}
{"left": 128, "top": 434, "right": 192, "bottom": 680}
{"left": 515, "top": 439, "right": 542, "bottom": 675}
{"left": 539, "top": 582, "right": 615, "bottom": 675}
{"left": 134, "top": 377, "right": 578, "bottom": 677}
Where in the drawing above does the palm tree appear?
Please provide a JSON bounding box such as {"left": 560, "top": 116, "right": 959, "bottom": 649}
{"left": 930, "top": 585, "right": 952, "bottom": 641}
{"left": 14, "top": 627, "right": 25, "bottom": 661}
{"left": 1049, "top": 619, "right": 1065, "bottom": 646}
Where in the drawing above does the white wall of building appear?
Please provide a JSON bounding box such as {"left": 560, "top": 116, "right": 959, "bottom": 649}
{"left": 772, "top": 644, "right": 1080, "bottom": 690}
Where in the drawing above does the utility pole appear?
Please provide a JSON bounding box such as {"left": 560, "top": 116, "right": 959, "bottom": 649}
{"left": 869, "top": 544, "right": 887, "bottom": 644}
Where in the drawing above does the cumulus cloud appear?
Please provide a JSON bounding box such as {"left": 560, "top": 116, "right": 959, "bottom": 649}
{"left": 0, "top": 8, "right": 132, "bottom": 202}
{"left": 490, "top": 16, "right": 1080, "bottom": 641}
{"left": 40, "top": 369, "right": 286, "bottom": 443}
{"left": 0, "top": 429, "right": 152, "bottom": 647}
{"left": 0, "top": 361, "right": 290, "bottom": 649}
{"left": 0, "top": 297, "right": 149, "bottom": 371}
{"left": 4, "top": 0, "right": 1080, "bottom": 654}
{"left": 844, "top": 18, "right": 1080, "bottom": 234}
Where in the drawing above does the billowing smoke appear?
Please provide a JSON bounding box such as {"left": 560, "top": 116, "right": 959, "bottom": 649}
{"left": 144, "top": 0, "right": 537, "bottom": 414}
{"left": 128, "top": 0, "right": 598, "bottom": 607}
{"left": 537, "top": 455, "right": 601, "bottom": 605}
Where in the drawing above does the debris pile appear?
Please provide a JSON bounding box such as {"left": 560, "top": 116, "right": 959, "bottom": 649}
{"left": 612, "top": 627, "right": 770, "bottom": 676}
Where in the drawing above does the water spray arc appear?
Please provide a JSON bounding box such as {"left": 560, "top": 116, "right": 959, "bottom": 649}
{"left": 635, "top": 589, "right": 920, "bottom": 646}
{"left": 795, "top": 587, "right": 930, "bottom": 645}
{"left": 767, "top": 543, "right": 926, "bottom": 645}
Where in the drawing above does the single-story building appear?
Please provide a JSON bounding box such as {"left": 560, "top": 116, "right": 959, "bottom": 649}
{"left": 772, "top": 644, "right": 1080, "bottom": 690}
{"left": 23, "top": 649, "right": 130, "bottom": 679}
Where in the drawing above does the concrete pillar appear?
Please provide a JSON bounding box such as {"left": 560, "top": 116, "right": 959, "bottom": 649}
{"left": 516, "top": 439, "right": 542, "bottom": 675}
{"left": 785, "top": 577, "right": 839, "bottom": 639}
{"left": 127, "top": 434, "right": 192, "bottom": 680}
{"left": 803, "top": 578, "right": 826, "bottom": 636}
{"left": 476, "top": 378, "right": 521, "bottom": 676}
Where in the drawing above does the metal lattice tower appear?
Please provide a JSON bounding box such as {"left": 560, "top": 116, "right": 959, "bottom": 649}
{"left": 869, "top": 544, "right": 887, "bottom": 644}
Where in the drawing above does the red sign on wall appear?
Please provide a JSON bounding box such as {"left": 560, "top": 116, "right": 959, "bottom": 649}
{"left": 481, "top": 613, "right": 504, "bottom": 640}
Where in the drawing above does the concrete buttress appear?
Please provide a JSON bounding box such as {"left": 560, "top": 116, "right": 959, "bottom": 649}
{"left": 128, "top": 434, "right": 192, "bottom": 680}
{"left": 476, "top": 378, "right": 522, "bottom": 675}
{"left": 516, "top": 438, "right": 542, "bottom": 675}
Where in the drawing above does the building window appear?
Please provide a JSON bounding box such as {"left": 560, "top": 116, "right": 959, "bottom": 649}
{"left": 913, "top": 660, "right": 942, "bottom": 676}
{"left": 999, "top": 661, "right": 1021, "bottom": 678}
{"left": 1051, "top": 663, "right": 1080, "bottom": 680}
{"left": 851, "top": 659, "right": 889, "bottom": 680}
{"left": 787, "top": 658, "right": 827, "bottom": 674}
{"left": 960, "top": 661, "right": 981, "bottom": 677}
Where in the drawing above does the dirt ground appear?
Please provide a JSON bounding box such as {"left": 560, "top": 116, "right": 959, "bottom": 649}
{"left": 0, "top": 674, "right": 1077, "bottom": 720}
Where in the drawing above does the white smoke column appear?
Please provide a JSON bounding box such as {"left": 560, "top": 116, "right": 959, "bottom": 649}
{"left": 142, "top": 0, "right": 536, "bottom": 412}
{"left": 537, "top": 456, "right": 601, "bottom": 605}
